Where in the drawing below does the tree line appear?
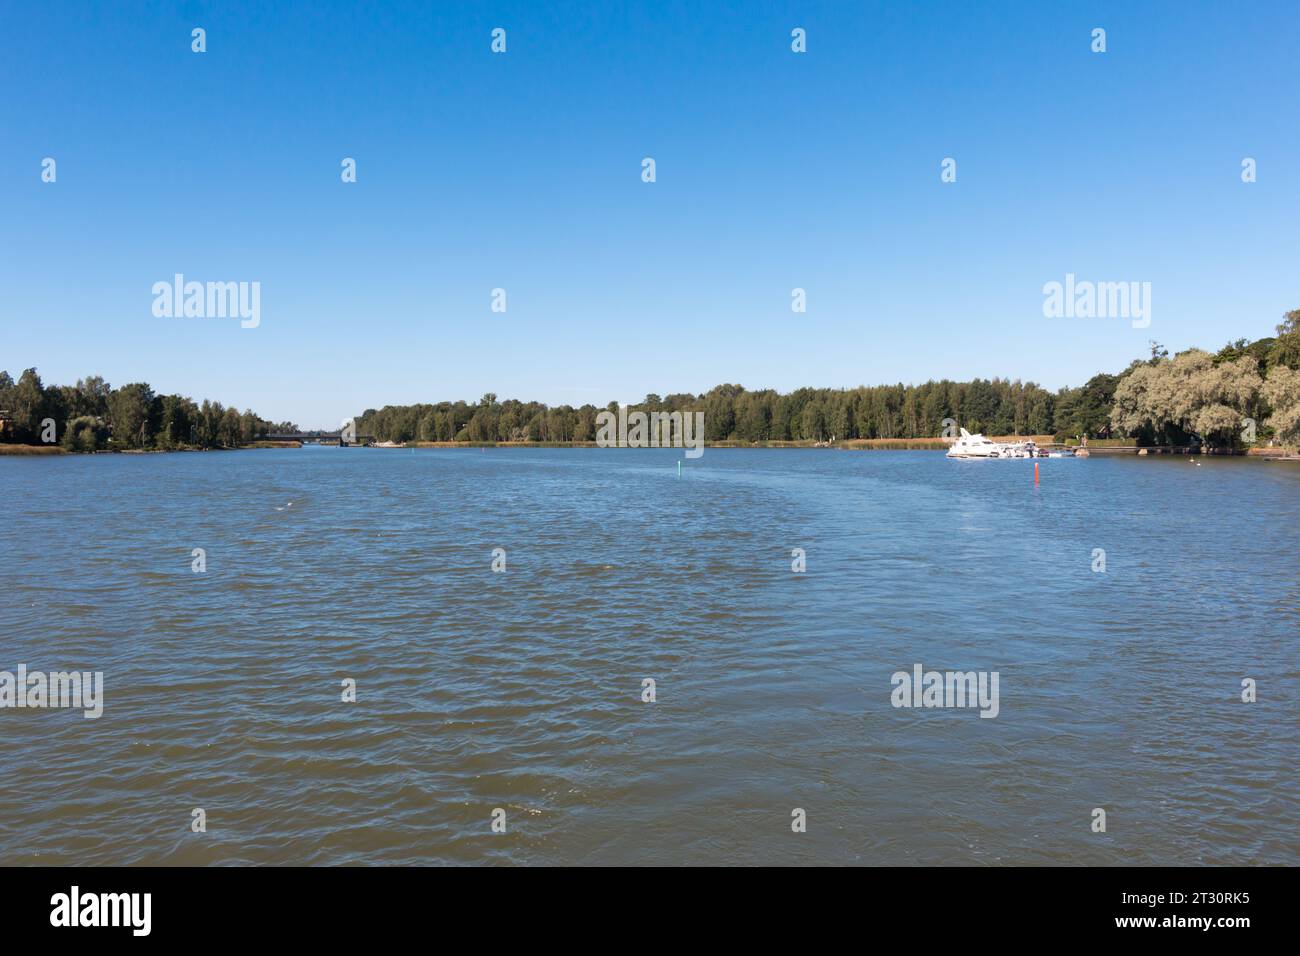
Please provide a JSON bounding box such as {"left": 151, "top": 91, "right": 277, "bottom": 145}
{"left": 0, "top": 370, "right": 293, "bottom": 451}
{"left": 357, "top": 379, "right": 1058, "bottom": 446}
{"left": 7, "top": 311, "right": 1297, "bottom": 452}
{"left": 357, "top": 311, "right": 1300, "bottom": 448}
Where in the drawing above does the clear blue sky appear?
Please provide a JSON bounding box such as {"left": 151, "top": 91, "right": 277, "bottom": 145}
{"left": 3, "top": 1, "right": 1297, "bottom": 428}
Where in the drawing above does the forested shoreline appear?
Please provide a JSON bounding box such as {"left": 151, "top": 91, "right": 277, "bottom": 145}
{"left": 5, "top": 312, "right": 1298, "bottom": 453}
{"left": 0, "top": 371, "right": 292, "bottom": 451}
{"left": 357, "top": 312, "right": 1300, "bottom": 450}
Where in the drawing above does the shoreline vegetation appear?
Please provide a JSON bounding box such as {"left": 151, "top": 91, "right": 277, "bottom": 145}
{"left": 4, "top": 312, "right": 1299, "bottom": 458}
{"left": 0, "top": 370, "right": 293, "bottom": 453}
{"left": 5, "top": 436, "right": 1297, "bottom": 457}
{"left": 351, "top": 314, "right": 1300, "bottom": 455}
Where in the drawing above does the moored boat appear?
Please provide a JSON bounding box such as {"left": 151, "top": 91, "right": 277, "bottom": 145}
{"left": 946, "top": 428, "right": 1009, "bottom": 458}
{"left": 946, "top": 429, "right": 1067, "bottom": 459}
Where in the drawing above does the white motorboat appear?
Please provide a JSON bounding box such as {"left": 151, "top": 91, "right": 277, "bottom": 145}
{"left": 946, "top": 429, "right": 1050, "bottom": 459}
{"left": 946, "top": 428, "right": 1004, "bottom": 458}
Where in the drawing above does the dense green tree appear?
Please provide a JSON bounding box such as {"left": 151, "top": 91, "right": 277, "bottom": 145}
{"left": 73, "top": 375, "right": 111, "bottom": 418}
{"left": 1262, "top": 366, "right": 1300, "bottom": 444}
{"left": 106, "top": 383, "right": 156, "bottom": 448}
{"left": 1269, "top": 310, "right": 1300, "bottom": 370}
{"left": 9, "top": 368, "right": 49, "bottom": 442}
{"left": 61, "top": 415, "right": 107, "bottom": 452}
{"left": 1110, "top": 351, "right": 1262, "bottom": 447}
{"left": 156, "top": 394, "right": 197, "bottom": 448}
{"left": 1054, "top": 373, "right": 1118, "bottom": 439}
{"left": 219, "top": 408, "right": 242, "bottom": 448}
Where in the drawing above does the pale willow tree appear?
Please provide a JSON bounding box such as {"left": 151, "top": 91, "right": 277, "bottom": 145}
{"left": 1110, "top": 350, "right": 1262, "bottom": 446}
{"left": 1262, "top": 366, "right": 1300, "bottom": 445}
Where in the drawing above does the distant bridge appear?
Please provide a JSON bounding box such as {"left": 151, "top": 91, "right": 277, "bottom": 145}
{"left": 263, "top": 432, "right": 374, "bottom": 446}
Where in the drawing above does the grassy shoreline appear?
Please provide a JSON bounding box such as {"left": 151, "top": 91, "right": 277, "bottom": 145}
{"left": 0, "top": 442, "right": 296, "bottom": 455}
{"left": 0, "top": 444, "right": 66, "bottom": 455}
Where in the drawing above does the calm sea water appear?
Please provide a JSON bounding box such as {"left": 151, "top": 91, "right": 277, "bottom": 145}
{"left": 1, "top": 448, "right": 1296, "bottom": 866}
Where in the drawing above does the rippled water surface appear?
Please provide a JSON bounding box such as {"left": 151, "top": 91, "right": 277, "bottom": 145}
{"left": 1, "top": 448, "right": 1297, "bottom": 865}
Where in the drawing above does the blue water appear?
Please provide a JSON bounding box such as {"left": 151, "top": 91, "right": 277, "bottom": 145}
{"left": 1, "top": 447, "right": 1296, "bottom": 864}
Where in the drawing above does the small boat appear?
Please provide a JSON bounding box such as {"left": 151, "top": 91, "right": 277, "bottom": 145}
{"left": 999, "top": 440, "right": 1040, "bottom": 459}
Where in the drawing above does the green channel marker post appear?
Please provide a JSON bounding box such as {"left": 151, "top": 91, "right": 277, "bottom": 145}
{"left": 677, "top": 460, "right": 682, "bottom": 478}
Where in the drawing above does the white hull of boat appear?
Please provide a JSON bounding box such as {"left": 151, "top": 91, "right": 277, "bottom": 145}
{"left": 946, "top": 428, "right": 1067, "bottom": 459}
